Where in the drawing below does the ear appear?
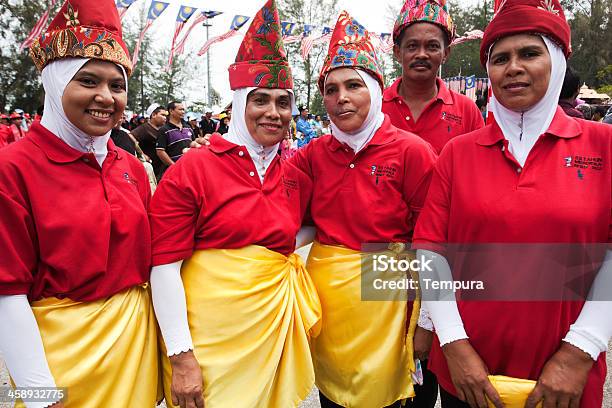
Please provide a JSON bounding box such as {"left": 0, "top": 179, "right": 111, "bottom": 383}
{"left": 393, "top": 43, "right": 401, "bottom": 63}
{"left": 442, "top": 45, "right": 451, "bottom": 64}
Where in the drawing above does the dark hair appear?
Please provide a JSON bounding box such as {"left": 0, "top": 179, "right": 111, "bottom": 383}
{"left": 394, "top": 22, "right": 449, "bottom": 49}
{"left": 167, "top": 101, "right": 181, "bottom": 111}
{"left": 299, "top": 106, "right": 307, "bottom": 113}
{"left": 593, "top": 106, "right": 607, "bottom": 118}
{"left": 475, "top": 98, "right": 487, "bottom": 110}
{"left": 559, "top": 66, "right": 581, "bottom": 100}
{"left": 151, "top": 107, "right": 165, "bottom": 116}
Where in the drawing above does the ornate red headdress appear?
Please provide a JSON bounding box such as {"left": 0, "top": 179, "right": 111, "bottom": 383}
{"left": 480, "top": 0, "right": 571, "bottom": 67}
{"left": 393, "top": 0, "right": 456, "bottom": 45}
{"left": 30, "top": 0, "right": 132, "bottom": 76}
{"left": 228, "top": 0, "right": 293, "bottom": 90}
{"left": 319, "top": 11, "right": 384, "bottom": 92}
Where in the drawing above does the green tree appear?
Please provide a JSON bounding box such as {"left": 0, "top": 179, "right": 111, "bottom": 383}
{"left": 0, "top": 0, "right": 50, "bottom": 113}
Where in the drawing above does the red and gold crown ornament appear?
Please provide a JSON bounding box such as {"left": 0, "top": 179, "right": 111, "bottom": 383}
{"left": 228, "top": 0, "right": 293, "bottom": 90}
{"left": 30, "top": 0, "right": 133, "bottom": 76}
{"left": 319, "top": 11, "right": 384, "bottom": 92}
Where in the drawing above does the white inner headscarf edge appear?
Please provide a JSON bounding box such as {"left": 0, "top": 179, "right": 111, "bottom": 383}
{"left": 40, "top": 58, "right": 128, "bottom": 167}
{"left": 486, "top": 36, "right": 566, "bottom": 167}
{"left": 225, "top": 87, "right": 296, "bottom": 183}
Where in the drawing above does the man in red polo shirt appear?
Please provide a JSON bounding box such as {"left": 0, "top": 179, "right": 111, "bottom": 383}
{"left": 384, "top": 0, "right": 484, "bottom": 155}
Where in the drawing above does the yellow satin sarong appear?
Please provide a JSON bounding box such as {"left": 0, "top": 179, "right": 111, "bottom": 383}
{"left": 161, "top": 246, "right": 321, "bottom": 408}
{"left": 307, "top": 242, "right": 419, "bottom": 408}
{"left": 488, "top": 375, "right": 542, "bottom": 408}
{"left": 15, "top": 284, "right": 159, "bottom": 408}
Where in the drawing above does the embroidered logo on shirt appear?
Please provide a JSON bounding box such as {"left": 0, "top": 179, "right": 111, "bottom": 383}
{"left": 577, "top": 169, "right": 584, "bottom": 180}
{"left": 282, "top": 177, "right": 298, "bottom": 198}
{"left": 441, "top": 111, "right": 463, "bottom": 125}
{"left": 369, "top": 164, "right": 397, "bottom": 185}
{"left": 123, "top": 172, "right": 138, "bottom": 187}
{"left": 563, "top": 155, "right": 603, "bottom": 171}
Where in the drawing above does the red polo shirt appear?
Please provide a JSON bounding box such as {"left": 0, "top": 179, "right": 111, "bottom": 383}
{"left": 150, "top": 134, "right": 312, "bottom": 265}
{"left": 382, "top": 78, "right": 484, "bottom": 154}
{"left": 413, "top": 109, "right": 611, "bottom": 407}
{"left": 289, "top": 116, "right": 437, "bottom": 251}
{"left": 0, "top": 123, "right": 152, "bottom": 302}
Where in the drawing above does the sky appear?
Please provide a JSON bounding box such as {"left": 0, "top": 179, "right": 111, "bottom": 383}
{"left": 123, "top": 0, "right": 480, "bottom": 110}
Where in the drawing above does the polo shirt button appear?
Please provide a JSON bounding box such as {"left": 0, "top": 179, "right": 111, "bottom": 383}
{"left": 517, "top": 168, "right": 522, "bottom": 173}
{"left": 349, "top": 163, "right": 355, "bottom": 169}
{"left": 83, "top": 158, "right": 89, "bottom": 163}
{"left": 405, "top": 116, "right": 410, "bottom": 121}
{"left": 501, "top": 146, "right": 505, "bottom": 152}
{"left": 399, "top": 100, "right": 402, "bottom": 104}
{"left": 249, "top": 171, "right": 255, "bottom": 177}
{"left": 239, "top": 151, "right": 244, "bottom": 157}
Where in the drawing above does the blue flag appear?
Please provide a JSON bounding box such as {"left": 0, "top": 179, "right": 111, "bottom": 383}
{"left": 230, "top": 15, "right": 250, "bottom": 30}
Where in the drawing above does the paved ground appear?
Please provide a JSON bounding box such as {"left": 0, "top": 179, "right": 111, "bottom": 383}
{"left": 0, "top": 243, "right": 609, "bottom": 407}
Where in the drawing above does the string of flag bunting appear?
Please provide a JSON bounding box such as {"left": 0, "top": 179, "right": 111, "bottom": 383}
{"left": 20, "top": 0, "right": 479, "bottom": 69}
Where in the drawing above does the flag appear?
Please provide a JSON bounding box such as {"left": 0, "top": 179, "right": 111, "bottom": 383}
{"left": 465, "top": 75, "right": 476, "bottom": 101}
{"left": 20, "top": 0, "right": 60, "bottom": 50}
{"left": 131, "top": 1, "right": 169, "bottom": 67}
{"left": 174, "top": 10, "right": 223, "bottom": 55}
{"left": 281, "top": 21, "right": 301, "bottom": 44}
{"left": 374, "top": 32, "right": 393, "bottom": 54}
{"left": 166, "top": 5, "right": 198, "bottom": 69}
{"left": 450, "top": 29, "right": 484, "bottom": 47}
{"left": 197, "top": 15, "right": 250, "bottom": 56}
{"left": 300, "top": 25, "right": 316, "bottom": 60}
{"left": 116, "top": 0, "right": 138, "bottom": 20}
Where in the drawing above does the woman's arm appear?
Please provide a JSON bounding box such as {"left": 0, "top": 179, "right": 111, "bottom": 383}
{"left": 0, "top": 295, "right": 62, "bottom": 408}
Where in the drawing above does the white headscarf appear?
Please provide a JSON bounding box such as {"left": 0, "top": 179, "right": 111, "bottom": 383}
{"left": 327, "top": 69, "right": 385, "bottom": 153}
{"left": 487, "top": 36, "right": 566, "bottom": 167}
{"left": 225, "top": 87, "right": 296, "bottom": 182}
{"left": 40, "top": 58, "right": 128, "bottom": 166}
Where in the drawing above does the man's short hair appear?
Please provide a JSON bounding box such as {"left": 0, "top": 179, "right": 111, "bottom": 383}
{"left": 394, "top": 22, "right": 449, "bottom": 49}
{"left": 559, "top": 66, "right": 581, "bottom": 100}
{"left": 299, "top": 106, "right": 307, "bottom": 113}
{"left": 151, "top": 107, "right": 165, "bottom": 116}
{"left": 167, "top": 101, "right": 181, "bottom": 111}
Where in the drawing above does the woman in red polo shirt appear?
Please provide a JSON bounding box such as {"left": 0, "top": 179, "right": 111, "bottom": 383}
{"left": 413, "top": 0, "right": 612, "bottom": 407}
{"left": 290, "top": 12, "right": 438, "bottom": 408}
{"left": 0, "top": 1, "right": 158, "bottom": 407}
{"left": 148, "top": 2, "right": 321, "bottom": 407}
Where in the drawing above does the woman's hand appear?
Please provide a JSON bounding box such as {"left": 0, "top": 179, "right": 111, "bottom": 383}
{"left": 525, "top": 343, "right": 593, "bottom": 408}
{"left": 169, "top": 351, "right": 205, "bottom": 408}
{"left": 442, "top": 339, "right": 503, "bottom": 408}
{"left": 413, "top": 326, "right": 433, "bottom": 361}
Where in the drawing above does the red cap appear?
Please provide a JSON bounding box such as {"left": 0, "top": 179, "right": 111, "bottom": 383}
{"left": 228, "top": 0, "right": 292, "bottom": 90}
{"left": 319, "top": 11, "right": 384, "bottom": 92}
{"left": 10, "top": 113, "right": 23, "bottom": 119}
{"left": 480, "top": 0, "right": 571, "bottom": 67}
{"left": 30, "top": 0, "right": 132, "bottom": 75}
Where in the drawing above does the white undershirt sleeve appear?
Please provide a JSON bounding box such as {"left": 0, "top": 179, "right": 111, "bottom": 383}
{"left": 563, "top": 250, "right": 612, "bottom": 360}
{"left": 0, "top": 295, "right": 60, "bottom": 408}
{"left": 150, "top": 261, "right": 194, "bottom": 356}
{"left": 417, "top": 249, "right": 468, "bottom": 346}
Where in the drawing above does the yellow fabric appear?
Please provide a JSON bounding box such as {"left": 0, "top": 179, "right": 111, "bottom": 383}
{"left": 15, "top": 284, "right": 160, "bottom": 408}
{"left": 161, "top": 246, "right": 322, "bottom": 408}
{"left": 488, "top": 375, "right": 541, "bottom": 408}
{"left": 306, "top": 242, "right": 418, "bottom": 408}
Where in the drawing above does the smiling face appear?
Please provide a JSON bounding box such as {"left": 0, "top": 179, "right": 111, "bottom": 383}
{"left": 62, "top": 60, "right": 127, "bottom": 136}
{"left": 323, "top": 68, "right": 371, "bottom": 133}
{"left": 245, "top": 89, "right": 292, "bottom": 147}
{"left": 394, "top": 22, "right": 449, "bottom": 84}
{"left": 488, "top": 34, "right": 551, "bottom": 112}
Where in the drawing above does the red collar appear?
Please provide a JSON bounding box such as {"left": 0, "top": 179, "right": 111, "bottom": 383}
{"left": 208, "top": 133, "right": 240, "bottom": 154}
{"left": 327, "top": 115, "right": 397, "bottom": 152}
{"left": 476, "top": 107, "right": 582, "bottom": 146}
{"left": 28, "top": 122, "right": 123, "bottom": 163}
{"left": 383, "top": 77, "right": 453, "bottom": 105}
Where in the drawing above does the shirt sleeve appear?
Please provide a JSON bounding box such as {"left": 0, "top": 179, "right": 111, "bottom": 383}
{"left": 412, "top": 141, "right": 454, "bottom": 255}
{"left": 149, "top": 154, "right": 205, "bottom": 265}
{"left": 156, "top": 128, "right": 168, "bottom": 150}
{"left": 0, "top": 186, "right": 37, "bottom": 296}
{"left": 402, "top": 139, "right": 438, "bottom": 234}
